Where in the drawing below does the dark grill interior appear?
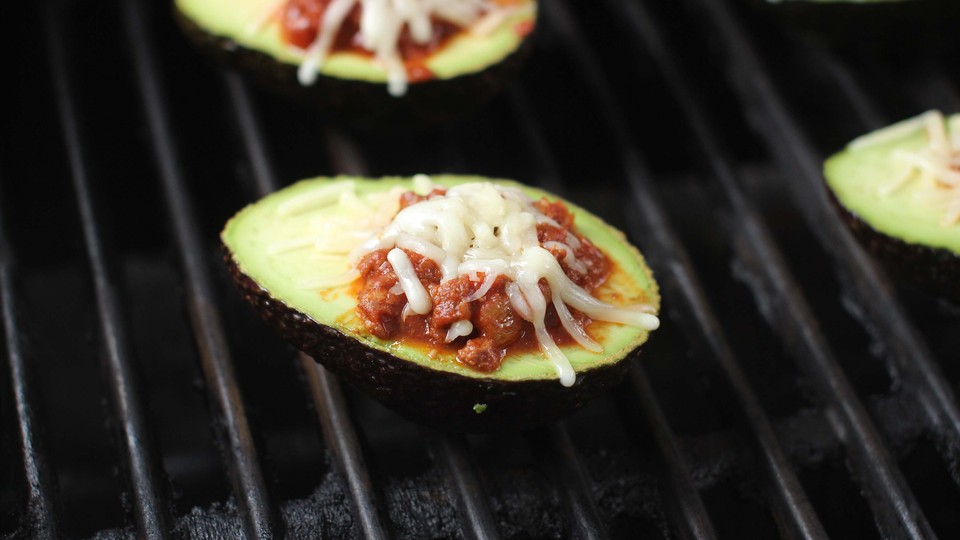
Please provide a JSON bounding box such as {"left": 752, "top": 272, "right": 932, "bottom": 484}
{"left": 3, "top": 0, "right": 960, "bottom": 538}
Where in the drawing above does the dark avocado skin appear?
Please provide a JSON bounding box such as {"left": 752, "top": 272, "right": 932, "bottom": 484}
{"left": 223, "top": 246, "right": 638, "bottom": 433}
{"left": 175, "top": 9, "right": 535, "bottom": 128}
{"left": 829, "top": 190, "right": 960, "bottom": 302}
{"left": 742, "top": 0, "right": 960, "bottom": 53}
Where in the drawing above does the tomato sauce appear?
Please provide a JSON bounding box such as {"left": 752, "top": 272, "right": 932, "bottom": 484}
{"left": 279, "top": 0, "right": 463, "bottom": 82}
{"left": 354, "top": 193, "right": 611, "bottom": 373}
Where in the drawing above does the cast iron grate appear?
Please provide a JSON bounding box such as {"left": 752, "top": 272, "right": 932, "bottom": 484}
{"left": 1, "top": 0, "right": 959, "bottom": 538}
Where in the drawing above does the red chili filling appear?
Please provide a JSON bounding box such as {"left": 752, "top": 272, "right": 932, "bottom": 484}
{"left": 280, "top": 0, "right": 463, "bottom": 83}
{"left": 355, "top": 193, "right": 611, "bottom": 373}
{"left": 279, "top": 0, "right": 530, "bottom": 83}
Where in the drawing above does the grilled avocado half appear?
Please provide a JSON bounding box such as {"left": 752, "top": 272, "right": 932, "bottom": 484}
{"left": 222, "top": 176, "right": 660, "bottom": 432}
{"left": 824, "top": 114, "right": 960, "bottom": 300}
{"left": 175, "top": 0, "right": 536, "bottom": 125}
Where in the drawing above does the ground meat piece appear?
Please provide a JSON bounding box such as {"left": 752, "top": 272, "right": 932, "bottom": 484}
{"left": 398, "top": 191, "right": 426, "bottom": 209}
{"left": 356, "top": 249, "right": 390, "bottom": 277}
{"left": 535, "top": 198, "right": 575, "bottom": 230}
{"left": 431, "top": 276, "right": 474, "bottom": 328}
{"left": 473, "top": 290, "right": 522, "bottom": 347}
{"left": 537, "top": 223, "right": 568, "bottom": 245}
{"left": 407, "top": 250, "right": 442, "bottom": 285}
{"left": 457, "top": 337, "right": 505, "bottom": 372}
{"left": 399, "top": 188, "right": 448, "bottom": 210}
{"left": 356, "top": 273, "right": 405, "bottom": 338}
{"left": 355, "top": 248, "right": 441, "bottom": 339}
{"left": 353, "top": 196, "right": 608, "bottom": 374}
{"left": 573, "top": 238, "right": 610, "bottom": 291}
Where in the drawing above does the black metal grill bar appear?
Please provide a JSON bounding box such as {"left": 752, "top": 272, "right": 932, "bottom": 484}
{"left": 300, "top": 357, "right": 390, "bottom": 540}
{"left": 526, "top": 425, "right": 607, "bottom": 540}
{"left": 542, "top": 2, "right": 827, "bottom": 537}
{"left": 45, "top": 6, "right": 172, "bottom": 538}
{"left": 319, "top": 128, "right": 510, "bottom": 540}
{"left": 121, "top": 2, "right": 281, "bottom": 537}
{"left": 802, "top": 47, "right": 887, "bottom": 132}
{"left": 432, "top": 117, "right": 617, "bottom": 538}
{"left": 626, "top": 366, "right": 718, "bottom": 540}
{"left": 224, "top": 72, "right": 512, "bottom": 538}
{"left": 507, "top": 85, "right": 716, "bottom": 540}
{"left": 0, "top": 185, "right": 60, "bottom": 540}
{"left": 607, "top": 2, "right": 937, "bottom": 537}
{"left": 425, "top": 430, "right": 501, "bottom": 540}
{"left": 221, "top": 73, "right": 387, "bottom": 540}
{"left": 686, "top": 0, "right": 960, "bottom": 458}
{"left": 424, "top": 96, "right": 612, "bottom": 540}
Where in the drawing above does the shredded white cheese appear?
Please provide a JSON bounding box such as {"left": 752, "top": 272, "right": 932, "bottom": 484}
{"left": 261, "top": 0, "right": 525, "bottom": 96}
{"left": 445, "top": 320, "right": 474, "bottom": 342}
{"left": 273, "top": 178, "right": 659, "bottom": 386}
{"left": 853, "top": 110, "right": 960, "bottom": 228}
{"left": 387, "top": 247, "right": 433, "bottom": 314}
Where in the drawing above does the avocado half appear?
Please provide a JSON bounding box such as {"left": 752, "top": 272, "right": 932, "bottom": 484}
{"left": 222, "top": 176, "right": 660, "bottom": 432}
{"left": 174, "top": 0, "right": 536, "bottom": 126}
{"left": 742, "top": 0, "right": 960, "bottom": 52}
{"left": 824, "top": 116, "right": 960, "bottom": 300}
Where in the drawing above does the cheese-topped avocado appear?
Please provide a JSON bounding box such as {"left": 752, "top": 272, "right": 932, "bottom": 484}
{"left": 175, "top": 0, "right": 536, "bottom": 124}
{"left": 825, "top": 111, "right": 960, "bottom": 255}
{"left": 825, "top": 111, "right": 960, "bottom": 300}
{"left": 222, "top": 175, "right": 660, "bottom": 431}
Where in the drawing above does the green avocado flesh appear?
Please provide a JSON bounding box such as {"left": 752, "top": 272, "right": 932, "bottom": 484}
{"left": 223, "top": 176, "right": 660, "bottom": 431}
{"left": 824, "top": 120, "right": 960, "bottom": 257}
{"left": 174, "top": 0, "right": 535, "bottom": 83}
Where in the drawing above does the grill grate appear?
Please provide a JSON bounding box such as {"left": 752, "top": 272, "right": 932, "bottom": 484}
{"left": 2, "top": 0, "right": 959, "bottom": 538}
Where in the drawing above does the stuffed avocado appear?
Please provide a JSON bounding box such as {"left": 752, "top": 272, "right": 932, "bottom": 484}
{"left": 222, "top": 175, "right": 660, "bottom": 432}
{"left": 825, "top": 111, "right": 960, "bottom": 299}
{"left": 175, "top": 0, "right": 536, "bottom": 125}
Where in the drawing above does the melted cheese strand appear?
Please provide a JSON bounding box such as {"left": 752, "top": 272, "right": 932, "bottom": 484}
{"left": 505, "top": 281, "right": 533, "bottom": 321}
{"left": 552, "top": 287, "right": 602, "bottom": 353}
{"left": 517, "top": 277, "right": 574, "bottom": 386}
{"left": 877, "top": 167, "right": 915, "bottom": 197}
{"left": 287, "top": 0, "right": 510, "bottom": 96}
{"left": 445, "top": 320, "right": 474, "bottom": 342}
{"left": 927, "top": 112, "right": 950, "bottom": 155}
{"left": 298, "top": 0, "right": 358, "bottom": 85}
{"left": 542, "top": 241, "right": 587, "bottom": 274}
{"left": 866, "top": 111, "right": 960, "bottom": 228}
{"left": 465, "top": 271, "right": 500, "bottom": 302}
{"left": 943, "top": 198, "right": 960, "bottom": 228}
{"left": 520, "top": 246, "right": 660, "bottom": 330}
{"left": 387, "top": 248, "right": 433, "bottom": 314}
